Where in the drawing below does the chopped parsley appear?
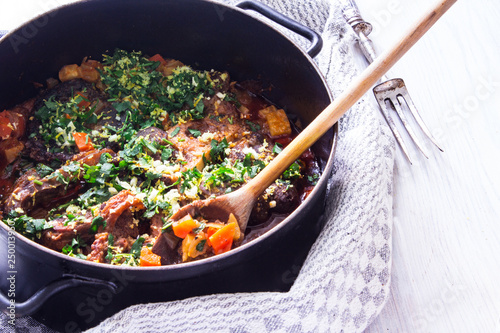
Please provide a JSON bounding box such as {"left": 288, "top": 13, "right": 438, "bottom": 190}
{"left": 130, "top": 237, "right": 145, "bottom": 258}
{"left": 100, "top": 49, "right": 217, "bottom": 126}
{"left": 209, "top": 138, "right": 229, "bottom": 163}
{"left": 170, "top": 127, "right": 180, "bottom": 137}
{"left": 245, "top": 120, "right": 261, "bottom": 132}
{"left": 180, "top": 168, "right": 203, "bottom": 195}
{"left": 34, "top": 93, "right": 97, "bottom": 153}
{"left": 196, "top": 239, "right": 207, "bottom": 252}
{"left": 282, "top": 161, "right": 302, "bottom": 180}
{"left": 272, "top": 142, "right": 283, "bottom": 154}
{"left": 188, "top": 128, "right": 201, "bottom": 137}
{"left": 90, "top": 216, "right": 106, "bottom": 233}
{"left": 3, "top": 212, "right": 52, "bottom": 241}
{"left": 62, "top": 236, "right": 87, "bottom": 259}
{"left": 35, "top": 163, "right": 54, "bottom": 177}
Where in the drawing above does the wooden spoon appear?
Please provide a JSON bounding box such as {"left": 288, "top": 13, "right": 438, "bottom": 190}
{"left": 169, "top": 0, "right": 457, "bottom": 232}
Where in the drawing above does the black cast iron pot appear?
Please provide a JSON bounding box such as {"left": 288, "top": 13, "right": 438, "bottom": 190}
{"left": 0, "top": 0, "right": 336, "bottom": 331}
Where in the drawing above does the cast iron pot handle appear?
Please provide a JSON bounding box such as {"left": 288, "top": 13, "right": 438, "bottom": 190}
{"left": 236, "top": 1, "right": 323, "bottom": 58}
{"left": 1, "top": 274, "right": 117, "bottom": 317}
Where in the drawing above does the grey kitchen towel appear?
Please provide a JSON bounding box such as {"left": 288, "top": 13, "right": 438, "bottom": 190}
{"left": 1, "top": 0, "right": 395, "bottom": 332}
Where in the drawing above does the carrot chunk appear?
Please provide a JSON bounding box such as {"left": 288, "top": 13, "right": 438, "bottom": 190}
{"left": 209, "top": 222, "right": 238, "bottom": 255}
{"left": 172, "top": 214, "right": 200, "bottom": 239}
{"left": 140, "top": 247, "right": 162, "bottom": 266}
{"left": 73, "top": 132, "right": 94, "bottom": 152}
{"left": 76, "top": 92, "right": 91, "bottom": 109}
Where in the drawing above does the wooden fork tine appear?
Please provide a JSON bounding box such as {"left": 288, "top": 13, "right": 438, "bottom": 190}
{"left": 398, "top": 89, "right": 444, "bottom": 152}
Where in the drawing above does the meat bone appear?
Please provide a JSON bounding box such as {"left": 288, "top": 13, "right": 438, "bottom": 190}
{"left": 169, "top": 0, "right": 457, "bottom": 232}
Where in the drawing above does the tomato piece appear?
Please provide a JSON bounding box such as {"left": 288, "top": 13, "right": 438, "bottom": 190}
{"left": 0, "top": 110, "right": 26, "bottom": 140}
{"left": 140, "top": 247, "right": 162, "bottom": 266}
{"left": 149, "top": 54, "right": 167, "bottom": 65}
{"left": 273, "top": 136, "right": 292, "bottom": 147}
{"left": 72, "top": 132, "right": 94, "bottom": 152}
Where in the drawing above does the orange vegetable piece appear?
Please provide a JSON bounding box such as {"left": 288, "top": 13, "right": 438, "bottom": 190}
{"left": 160, "top": 59, "right": 184, "bottom": 77}
{"left": 72, "top": 132, "right": 94, "bottom": 152}
{"left": 187, "top": 233, "right": 208, "bottom": 259}
{"left": 76, "top": 92, "right": 91, "bottom": 109}
{"left": 71, "top": 148, "right": 114, "bottom": 166}
{"left": 259, "top": 105, "right": 292, "bottom": 137}
{"left": 140, "top": 247, "right": 162, "bottom": 266}
{"left": 206, "top": 223, "right": 223, "bottom": 239}
{"left": 59, "top": 60, "right": 101, "bottom": 83}
{"left": 172, "top": 214, "right": 200, "bottom": 239}
{"left": 149, "top": 54, "right": 167, "bottom": 65}
{"left": 209, "top": 222, "right": 238, "bottom": 255}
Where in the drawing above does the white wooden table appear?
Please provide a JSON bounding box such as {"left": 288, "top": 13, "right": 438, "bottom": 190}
{"left": 357, "top": 0, "right": 500, "bottom": 332}
{"left": 2, "top": 0, "right": 499, "bottom": 332}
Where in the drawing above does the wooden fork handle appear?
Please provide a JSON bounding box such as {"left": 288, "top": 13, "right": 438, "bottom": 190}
{"left": 244, "top": 0, "right": 457, "bottom": 198}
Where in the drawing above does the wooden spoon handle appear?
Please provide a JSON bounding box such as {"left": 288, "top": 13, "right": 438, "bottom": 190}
{"left": 244, "top": 0, "right": 457, "bottom": 197}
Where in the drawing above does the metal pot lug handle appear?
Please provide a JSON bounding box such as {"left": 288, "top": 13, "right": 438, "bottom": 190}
{"left": 236, "top": 1, "right": 323, "bottom": 58}
{"left": 1, "top": 274, "right": 118, "bottom": 317}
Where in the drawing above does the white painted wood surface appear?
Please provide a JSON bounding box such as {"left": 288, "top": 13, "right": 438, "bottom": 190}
{"left": 356, "top": 0, "right": 500, "bottom": 332}
{"left": 1, "top": 0, "right": 499, "bottom": 332}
